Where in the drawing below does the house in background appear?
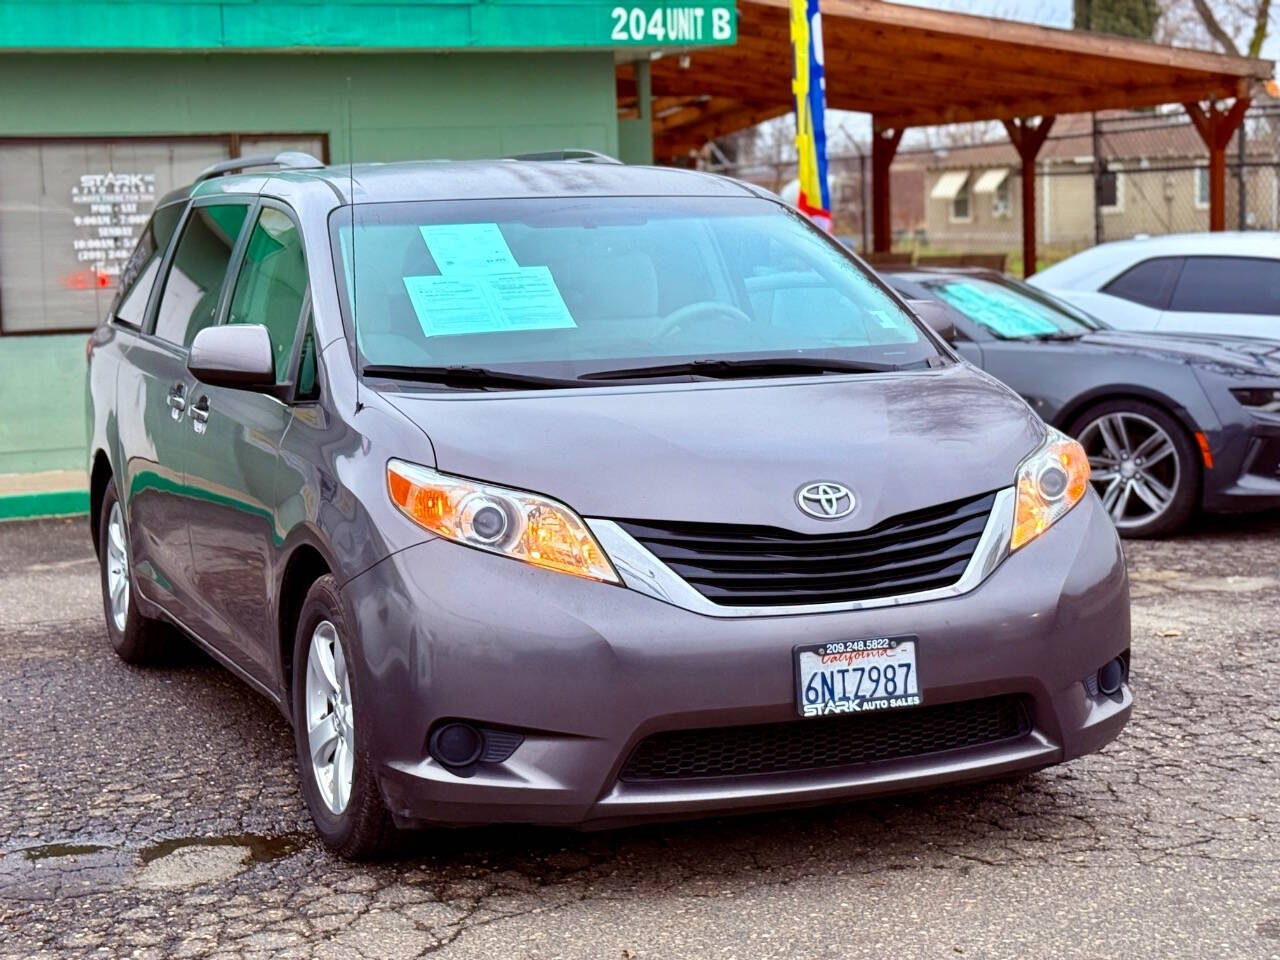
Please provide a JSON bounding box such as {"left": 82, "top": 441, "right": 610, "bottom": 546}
{"left": 920, "top": 105, "right": 1280, "bottom": 258}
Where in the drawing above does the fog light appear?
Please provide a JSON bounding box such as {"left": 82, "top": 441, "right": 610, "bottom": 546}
{"left": 429, "top": 722, "right": 484, "bottom": 767}
{"left": 1097, "top": 657, "right": 1127, "bottom": 696}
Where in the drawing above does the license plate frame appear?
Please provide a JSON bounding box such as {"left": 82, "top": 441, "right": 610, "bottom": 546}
{"left": 793, "top": 635, "right": 923, "bottom": 719}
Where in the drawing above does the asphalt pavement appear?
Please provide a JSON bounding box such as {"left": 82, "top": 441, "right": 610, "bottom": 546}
{"left": 1, "top": 513, "right": 1277, "bottom": 960}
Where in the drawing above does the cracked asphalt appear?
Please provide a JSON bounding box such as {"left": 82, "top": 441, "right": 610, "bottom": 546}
{"left": 1, "top": 514, "right": 1277, "bottom": 960}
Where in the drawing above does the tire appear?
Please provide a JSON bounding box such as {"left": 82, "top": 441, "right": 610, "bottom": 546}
{"left": 97, "top": 477, "right": 174, "bottom": 664}
{"left": 291, "top": 575, "right": 395, "bottom": 860}
{"left": 1068, "top": 399, "right": 1198, "bottom": 539}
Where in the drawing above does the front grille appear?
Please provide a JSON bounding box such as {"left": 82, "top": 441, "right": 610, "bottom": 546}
{"left": 614, "top": 490, "right": 998, "bottom": 607}
{"left": 620, "top": 695, "right": 1031, "bottom": 782}
{"left": 1243, "top": 437, "right": 1280, "bottom": 479}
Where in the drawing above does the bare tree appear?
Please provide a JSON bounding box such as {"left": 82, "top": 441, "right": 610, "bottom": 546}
{"left": 1161, "top": 0, "right": 1273, "bottom": 56}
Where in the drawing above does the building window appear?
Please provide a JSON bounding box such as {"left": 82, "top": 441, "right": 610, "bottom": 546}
{"left": 951, "top": 180, "right": 972, "bottom": 222}
{"left": 993, "top": 178, "right": 1012, "bottom": 218}
{"left": 1098, "top": 167, "right": 1124, "bottom": 213}
{"left": 1195, "top": 167, "right": 1210, "bottom": 209}
{"left": 0, "top": 135, "right": 325, "bottom": 335}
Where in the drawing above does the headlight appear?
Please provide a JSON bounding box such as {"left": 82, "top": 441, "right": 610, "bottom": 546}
{"left": 1231, "top": 388, "right": 1280, "bottom": 412}
{"left": 1011, "top": 427, "right": 1091, "bottom": 551}
{"left": 387, "top": 459, "right": 620, "bottom": 584}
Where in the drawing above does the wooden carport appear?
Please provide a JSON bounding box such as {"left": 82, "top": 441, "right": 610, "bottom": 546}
{"left": 622, "top": 0, "right": 1273, "bottom": 275}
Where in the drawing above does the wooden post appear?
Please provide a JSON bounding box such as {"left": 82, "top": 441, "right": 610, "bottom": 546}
{"left": 1184, "top": 99, "right": 1251, "bottom": 232}
{"left": 871, "top": 119, "right": 904, "bottom": 253}
{"left": 1002, "top": 115, "right": 1055, "bottom": 278}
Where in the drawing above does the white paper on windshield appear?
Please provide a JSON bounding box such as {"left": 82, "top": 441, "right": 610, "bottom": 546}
{"left": 419, "top": 223, "right": 518, "bottom": 275}
{"left": 403, "top": 266, "right": 578, "bottom": 338}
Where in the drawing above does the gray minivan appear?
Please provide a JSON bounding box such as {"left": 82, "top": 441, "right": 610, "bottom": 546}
{"left": 87, "top": 152, "right": 1131, "bottom": 858}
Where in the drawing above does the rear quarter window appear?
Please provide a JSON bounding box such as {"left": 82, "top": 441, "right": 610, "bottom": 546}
{"left": 1102, "top": 256, "right": 1184, "bottom": 310}
{"left": 1167, "top": 257, "right": 1280, "bottom": 316}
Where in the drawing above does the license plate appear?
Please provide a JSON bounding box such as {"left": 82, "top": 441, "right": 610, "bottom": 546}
{"left": 795, "top": 636, "right": 922, "bottom": 718}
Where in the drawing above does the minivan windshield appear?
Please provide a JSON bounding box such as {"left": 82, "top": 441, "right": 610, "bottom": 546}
{"left": 331, "top": 196, "right": 939, "bottom": 383}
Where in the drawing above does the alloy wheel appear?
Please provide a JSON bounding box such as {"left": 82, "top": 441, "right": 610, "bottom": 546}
{"left": 105, "top": 501, "right": 130, "bottom": 633}
{"left": 1077, "top": 411, "right": 1180, "bottom": 530}
{"left": 305, "top": 620, "right": 355, "bottom": 814}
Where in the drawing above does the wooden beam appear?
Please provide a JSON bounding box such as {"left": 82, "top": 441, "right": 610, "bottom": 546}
{"left": 655, "top": 103, "right": 792, "bottom": 157}
{"left": 742, "top": 0, "right": 1273, "bottom": 81}
{"left": 878, "top": 78, "right": 1244, "bottom": 127}
{"left": 653, "top": 97, "right": 738, "bottom": 134}
{"left": 871, "top": 120, "right": 905, "bottom": 253}
{"left": 1002, "top": 116, "right": 1056, "bottom": 278}
{"left": 1183, "top": 98, "right": 1252, "bottom": 230}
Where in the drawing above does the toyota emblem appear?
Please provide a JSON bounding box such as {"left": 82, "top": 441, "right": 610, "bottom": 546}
{"left": 796, "top": 482, "right": 856, "bottom": 520}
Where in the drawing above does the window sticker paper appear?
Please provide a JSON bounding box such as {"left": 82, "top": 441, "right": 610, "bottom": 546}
{"left": 419, "top": 223, "right": 518, "bottom": 275}
{"left": 403, "top": 266, "right": 577, "bottom": 338}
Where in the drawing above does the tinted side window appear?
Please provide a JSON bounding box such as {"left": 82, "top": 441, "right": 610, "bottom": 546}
{"left": 1102, "top": 257, "right": 1183, "bottom": 310}
{"left": 226, "top": 208, "right": 307, "bottom": 384}
{"left": 110, "top": 203, "right": 183, "bottom": 327}
{"left": 153, "top": 203, "right": 250, "bottom": 347}
{"left": 1168, "top": 257, "right": 1280, "bottom": 316}
{"left": 295, "top": 312, "right": 320, "bottom": 401}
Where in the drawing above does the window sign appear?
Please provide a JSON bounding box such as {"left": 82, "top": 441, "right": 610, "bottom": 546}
{"left": 0, "top": 136, "right": 324, "bottom": 334}
{"left": 71, "top": 171, "right": 157, "bottom": 288}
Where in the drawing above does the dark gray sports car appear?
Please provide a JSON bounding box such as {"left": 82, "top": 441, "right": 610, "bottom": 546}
{"left": 886, "top": 268, "right": 1280, "bottom": 537}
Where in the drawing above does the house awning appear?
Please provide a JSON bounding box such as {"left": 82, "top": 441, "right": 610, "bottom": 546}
{"left": 972, "top": 168, "right": 1011, "bottom": 194}
{"left": 930, "top": 170, "right": 970, "bottom": 201}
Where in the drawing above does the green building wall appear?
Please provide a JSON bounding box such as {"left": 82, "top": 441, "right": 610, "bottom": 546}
{"left": 0, "top": 50, "right": 619, "bottom": 475}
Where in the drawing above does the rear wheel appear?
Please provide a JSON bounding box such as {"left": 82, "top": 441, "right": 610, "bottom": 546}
{"left": 1068, "top": 399, "right": 1198, "bottom": 538}
{"left": 291, "top": 575, "right": 395, "bottom": 859}
{"left": 97, "top": 478, "right": 174, "bottom": 664}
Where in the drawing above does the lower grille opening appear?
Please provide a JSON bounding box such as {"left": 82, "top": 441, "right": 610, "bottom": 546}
{"left": 620, "top": 695, "right": 1032, "bottom": 782}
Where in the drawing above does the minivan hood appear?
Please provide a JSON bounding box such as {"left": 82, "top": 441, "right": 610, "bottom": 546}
{"left": 383, "top": 364, "right": 1043, "bottom": 530}
{"left": 1079, "top": 329, "right": 1280, "bottom": 374}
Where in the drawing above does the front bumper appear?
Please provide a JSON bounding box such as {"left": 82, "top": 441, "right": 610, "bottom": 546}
{"left": 342, "top": 492, "right": 1131, "bottom": 828}
{"left": 1201, "top": 417, "right": 1280, "bottom": 513}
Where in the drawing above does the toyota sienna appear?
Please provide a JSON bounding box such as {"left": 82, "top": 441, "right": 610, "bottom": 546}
{"left": 86, "top": 152, "right": 1132, "bottom": 858}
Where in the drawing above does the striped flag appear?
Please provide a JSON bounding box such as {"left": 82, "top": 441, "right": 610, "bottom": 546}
{"left": 790, "top": 0, "right": 831, "bottom": 232}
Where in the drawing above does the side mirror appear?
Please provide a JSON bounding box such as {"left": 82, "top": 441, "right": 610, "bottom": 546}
{"left": 188, "top": 324, "right": 275, "bottom": 389}
{"left": 907, "top": 299, "right": 958, "bottom": 343}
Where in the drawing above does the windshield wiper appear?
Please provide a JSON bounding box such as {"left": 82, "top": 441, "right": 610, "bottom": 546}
{"left": 361, "top": 364, "right": 586, "bottom": 390}
{"left": 580, "top": 357, "right": 899, "bottom": 382}
{"left": 1026, "top": 332, "right": 1084, "bottom": 342}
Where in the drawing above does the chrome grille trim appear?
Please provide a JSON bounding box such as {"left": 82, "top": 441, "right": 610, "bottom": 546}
{"left": 587, "top": 486, "right": 1015, "bottom": 618}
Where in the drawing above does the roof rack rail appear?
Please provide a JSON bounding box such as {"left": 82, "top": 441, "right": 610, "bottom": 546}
{"left": 504, "top": 149, "right": 622, "bottom": 165}
{"left": 194, "top": 151, "right": 325, "bottom": 184}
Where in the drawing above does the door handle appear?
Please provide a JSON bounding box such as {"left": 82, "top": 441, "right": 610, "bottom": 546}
{"left": 166, "top": 383, "right": 186, "bottom": 419}
{"left": 188, "top": 395, "right": 210, "bottom": 433}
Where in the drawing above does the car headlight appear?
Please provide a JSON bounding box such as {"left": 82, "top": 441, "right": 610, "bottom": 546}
{"left": 387, "top": 459, "right": 620, "bottom": 584}
{"left": 1231, "top": 388, "right": 1280, "bottom": 412}
{"left": 1011, "top": 427, "right": 1091, "bottom": 551}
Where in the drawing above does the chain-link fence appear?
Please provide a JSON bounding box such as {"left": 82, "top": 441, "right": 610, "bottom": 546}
{"left": 707, "top": 103, "right": 1280, "bottom": 273}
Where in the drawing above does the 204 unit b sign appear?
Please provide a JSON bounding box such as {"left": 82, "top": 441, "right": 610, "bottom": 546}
{"left": 795, "top": 637, "right": 923, "bottom": 718}
{"left": 610, "top": 3, "right": 736, "bottom": 43}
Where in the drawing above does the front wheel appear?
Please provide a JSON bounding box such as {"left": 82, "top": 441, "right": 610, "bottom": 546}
{"left": 1068, "top": 400, "right": 1198, "bottom": 538}
{"left": 97, "top": 477, "right": 174, "bottom": 664}
{"left": 291, "top": 575, "right": 395, "bottom": 859}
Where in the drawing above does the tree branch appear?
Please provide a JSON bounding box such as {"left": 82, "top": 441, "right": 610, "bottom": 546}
{"left": 1247, "top": 0, "right": 1272, "bottom": 58}
{"left": 1191, "top": 0, "right": 1241, "bottom": 55}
